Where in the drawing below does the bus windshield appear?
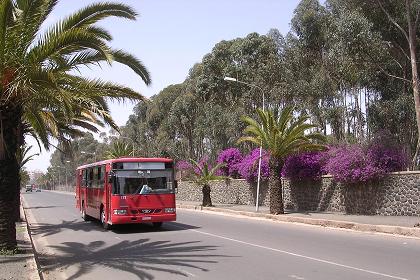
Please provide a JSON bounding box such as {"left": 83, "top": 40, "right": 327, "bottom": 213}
{"left": 113, "top": 169, "right": 174, "bottom": 195}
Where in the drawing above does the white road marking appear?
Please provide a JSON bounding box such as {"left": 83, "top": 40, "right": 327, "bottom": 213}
{"left": 171, "top": 224, "right": 409, "bottom": 280}
{"left": 289, "top": 275, "right": 305, "bottom": 280}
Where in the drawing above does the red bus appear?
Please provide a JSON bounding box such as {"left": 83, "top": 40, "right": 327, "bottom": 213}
{"left": 75, "top": 157, "right": 177, "bottom": 230}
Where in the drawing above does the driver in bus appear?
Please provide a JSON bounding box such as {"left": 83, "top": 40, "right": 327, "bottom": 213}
{"left": 126, "top": 179, "right": 138, "bottom": 194}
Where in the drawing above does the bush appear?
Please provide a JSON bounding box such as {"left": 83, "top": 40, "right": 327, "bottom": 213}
{"left": 367, "top": 132, "right": 408, "bottom": 172}
{"left": 281, "top": 152, "right": 325, "bottom": 181}
{"left": 237, "top": 148, "right": 270, "bottom": 183}
{"left": 216, "top": 148, "right": 243, "bottom": 178}
{"left": 323, "top": 141, "right": 408, "bottom": 184}
{"left": 175, "top": 160, "right": 193, "bottom": 180}
{"left": 176, "top": 160, "right": 192, "bottom": 171}
{"left": 323, "top": 145, "right": 383, "bottom": 184}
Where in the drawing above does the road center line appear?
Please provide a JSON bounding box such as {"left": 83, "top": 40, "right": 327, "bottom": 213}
{"left": 171, "top": 224, "right": 409, "bottom": 280}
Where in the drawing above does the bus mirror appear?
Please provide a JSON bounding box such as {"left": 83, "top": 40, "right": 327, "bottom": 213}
{"left": 107, "top": 172, "right": 115, "bottom": 184}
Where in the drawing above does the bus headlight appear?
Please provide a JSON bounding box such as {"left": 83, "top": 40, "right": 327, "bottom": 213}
{"left": 113, "top": 209, "right": 127, "bottom": 215}
{"left": 164, "top": 208, "right": 176, "bottom": 213}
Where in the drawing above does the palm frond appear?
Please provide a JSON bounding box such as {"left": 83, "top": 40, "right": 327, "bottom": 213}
{"left": 240, "top": 107, "right": 326, "bottom": 160}
{"left": 61, "top": 2, "right": 137, "bottom": 30}
{"left": 112, "top": 49, "right": 151, "bottom": 85}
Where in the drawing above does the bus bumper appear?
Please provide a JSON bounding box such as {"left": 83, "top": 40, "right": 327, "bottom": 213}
{"left": 111, "top": 213, "right": 176, "bottom": 225}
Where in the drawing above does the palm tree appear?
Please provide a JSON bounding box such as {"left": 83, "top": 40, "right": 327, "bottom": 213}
{"left": 0, "top": 1, "right": 150, "bottom": 249}
{"left": 105, "top": 141, "right": 134, "bottom": 159}
{"left": 239, "top": 107, "right": 325, "bottom": 214}
{"left": 190, "top": 160, "right": 226, "bottom": 207}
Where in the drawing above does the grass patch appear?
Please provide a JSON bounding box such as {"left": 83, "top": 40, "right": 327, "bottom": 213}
{"left": 0, "top": 247, "right": 20, "bottom": 255}
{"left": 16, "top": 226, "right": 26, "bottom": 233}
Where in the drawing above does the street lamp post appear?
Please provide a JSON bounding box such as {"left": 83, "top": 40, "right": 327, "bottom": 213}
{"left": 64, "top": 160, "right": 70, "bottom": 188}
{"left": 224, "top": 76, "right": 265, "bottom": 212}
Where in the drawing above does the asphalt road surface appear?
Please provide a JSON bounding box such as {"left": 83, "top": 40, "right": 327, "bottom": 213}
{"left": 22, "top": 191, "right": 420, "bottom": 280}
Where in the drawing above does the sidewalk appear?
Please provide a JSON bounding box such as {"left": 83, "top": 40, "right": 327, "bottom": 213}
{"left": 0, "top": 204, "right": 40, "bottom": 280}
{"left": 176, "top": 200, "right": 420, "bottom": 238}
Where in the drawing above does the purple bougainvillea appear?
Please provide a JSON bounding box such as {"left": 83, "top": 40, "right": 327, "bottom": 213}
{"left": 323, "top": 142, "right": 407, "bottom": 185}
{"left": 323, "top": 145, "right": 383, "bottom": 184}
{"left": 216, "top": 148, "right": 243, "bottom": 178}
{"left": 237, "top": 148, "right": 270, "bottom": 183}
{"left": 175, "top": 160, "right": 192, "bottom": 171}
{"left": 281, "top": 152, "right": 326, "bottom": 181}
{"left": 367, "top": 130, "right": 409, "bottom": 173}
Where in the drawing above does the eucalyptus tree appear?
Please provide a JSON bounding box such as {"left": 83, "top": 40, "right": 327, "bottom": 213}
{"left": 371, "top": 0, "right": 420, "bottom": 164}
{"left": 168, "top": 91, "right": 202, "bottom": 159}
{"left": 327, "top": 0, "right": 420, "bottom": 163}
{"left": 0, "top": 1, "right": 150, "bottom": 249}
{"left": 239, "top": 107, "right": 325, "bottom": 214}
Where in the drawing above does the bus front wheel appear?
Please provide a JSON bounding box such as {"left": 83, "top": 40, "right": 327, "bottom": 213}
{"left": 81, "top": 203, "right": 90, "bottom": 221}
{"left": 100, "top": 209, "right": 111, "bottom": 230}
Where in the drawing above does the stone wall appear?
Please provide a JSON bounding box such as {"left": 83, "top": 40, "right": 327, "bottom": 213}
{"left": 177, "top": 179, "right": 270, "bottom": 206}
{"left": 177, "top": 171, "right": 420, "bottom": 216}
{"left": 283, "top": 172, "right": 420, "bottom": 216}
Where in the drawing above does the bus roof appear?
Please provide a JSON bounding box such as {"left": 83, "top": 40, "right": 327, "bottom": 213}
{"left": 76, "top": 157, "right": 173, "bottom": 170}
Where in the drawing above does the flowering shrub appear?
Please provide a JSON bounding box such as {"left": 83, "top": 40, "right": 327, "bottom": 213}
{"left": 367, "top": 132, "right": 408, "bottom": 172}
{"left": 323, "top": 141, "right": 408, "bottom": 185}
{"left": 323, "top": 145, "right": 384, "bottom": 184}
{"left": 281, "top": 152, "right": 325, "bottom": 181}
{"left": 192, "top": 156, "right": 211, "bottom": 175}
{"left": 216, "top": 148, "right": 243, "bottom": 178}
{"left": 176, "top": 160, "right": 192, "bottom": 171}
{"left": 175, "top": 160, "right": 194, "bottom": 180}
{"left": 368, "top": 144, "right": 408, "bottom": 172}
{"left": 176, "top": 157, "right": 217, "bottom": 180}
{"left": 237, "top": 148, "right": 270, "bottom": 183}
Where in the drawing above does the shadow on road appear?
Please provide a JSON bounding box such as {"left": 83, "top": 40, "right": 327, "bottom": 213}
{"left": 30, "top": 220, "right": 201, "bottom": 238}
{"left": 113, "top": 221, "right": 200, "bottom": 234}
{"left": 38, "top": 239, "right": 233, "bottom": 280}
{"left": 30, "top": 219, "right": 103, "bottom": 237}
{"left": 24, "top": 206, "right": 59, "bottom": 210}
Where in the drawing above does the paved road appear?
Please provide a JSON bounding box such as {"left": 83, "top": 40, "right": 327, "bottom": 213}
{"left": 22, "top": 191, "right": 420, "bottom": 280}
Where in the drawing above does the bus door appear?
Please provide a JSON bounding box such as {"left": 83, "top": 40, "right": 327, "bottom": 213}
{"left": 105, "top": 164, "right": 112, "bottom": 223}
{"left": 76, "top": 170, "right": 82, "bottom": 209}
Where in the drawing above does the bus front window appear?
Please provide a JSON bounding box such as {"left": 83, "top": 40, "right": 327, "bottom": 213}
{"left": 112, "top": 170, "right": 173, "bottom": 195}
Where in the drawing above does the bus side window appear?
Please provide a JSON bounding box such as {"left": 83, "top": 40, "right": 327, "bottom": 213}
{"left": 93, "top": 167, "right": 98, "bottom": 188}
{"left": 82, "top": 169, "right": 87, "bottom": 187}
{"left": 99, "top": 166, "right": 105, "bottom": 188}
{"left": 88, "top": 168, "right": 93, "bottom": 188}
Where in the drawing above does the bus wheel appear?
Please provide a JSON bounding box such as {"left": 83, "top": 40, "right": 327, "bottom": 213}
{"left": 101, "top": 209, "right": 111, "bottom": 230}
{"left": 152, "top": 222, "right": 163, "bottom": 228}
{"left": 81, "top": 203, "right": 90, "bottom": 221}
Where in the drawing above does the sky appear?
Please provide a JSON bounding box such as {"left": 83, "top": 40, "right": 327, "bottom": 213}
{"left": 25, "top": 0, "right": 302, "bottom": 172}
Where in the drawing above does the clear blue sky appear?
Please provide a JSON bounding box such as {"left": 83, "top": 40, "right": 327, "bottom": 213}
{"left": 26, "top": 0, "right": 302, "bottom": 172}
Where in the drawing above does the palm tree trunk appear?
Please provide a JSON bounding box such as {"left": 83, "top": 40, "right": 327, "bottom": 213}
{"left": 268, "top": 158, "right": 283, "bottom": 214}
{"left": 202, "top": 183, "right": 212, "bottom": 207}
{"left": 0, "top": 104, "right": 21, "bottom": 249}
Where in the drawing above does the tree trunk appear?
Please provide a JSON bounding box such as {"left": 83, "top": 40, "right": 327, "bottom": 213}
{"left": 201, "top": 184, "right": 212, "bottom": 207}
{"left": 268, "top": 158, "right": 283, "bottom": 214}
{"left": 0, "top": 103, "right": 21, "bottom": 249}
{"left": 406, "top": 0, "right": 420, "bottom": 167}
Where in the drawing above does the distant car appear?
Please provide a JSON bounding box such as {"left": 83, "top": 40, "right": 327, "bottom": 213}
{"left": 35, "top": 188, "right": 41, "bottom": 192}
{"left": 25, "top": 185, "right": 33, "bottom": 192}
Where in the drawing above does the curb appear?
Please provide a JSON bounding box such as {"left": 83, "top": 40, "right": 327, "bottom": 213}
{"left": 176, "top": 204, "right": 420, "bottom": 238}
{"left": 19, "top": 200, "right": 42, "bottom": 280}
